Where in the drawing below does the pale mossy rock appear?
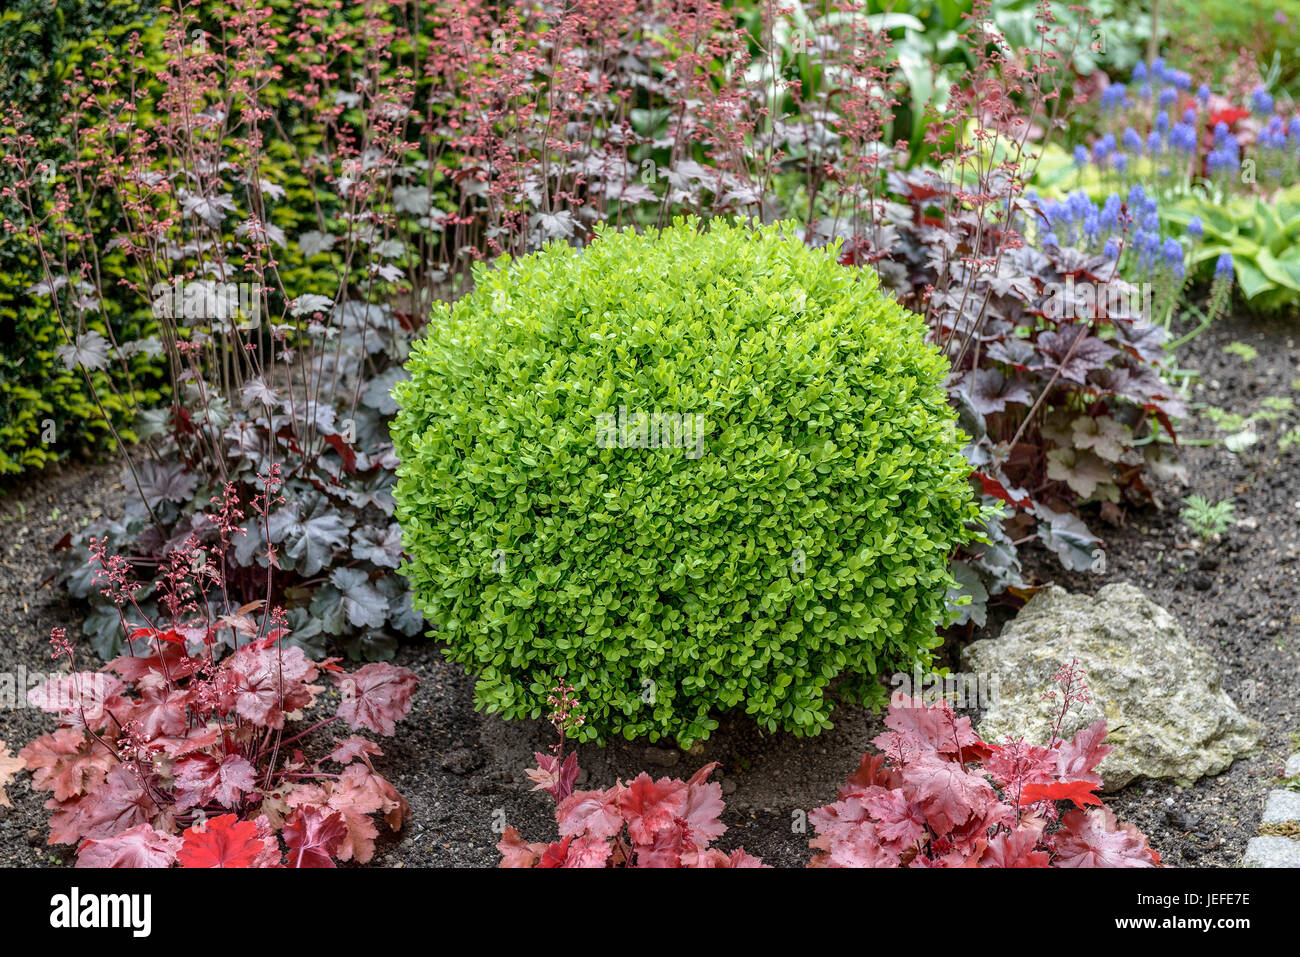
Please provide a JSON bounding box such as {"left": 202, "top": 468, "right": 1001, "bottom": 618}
{"left": 961, "top": 582, "right": 1261, "bottom": 791}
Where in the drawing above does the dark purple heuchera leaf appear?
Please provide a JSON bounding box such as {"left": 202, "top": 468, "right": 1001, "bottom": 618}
{"left": 134, "top": 460, "right": 200, "bottom": 508}
{"left": 1037, "top": 325, "right": 1118, "bottom": 385}
{"left": 984, "top": 337, "right": 1039, "bottom": 370}
{"left": 1110, "top": 320, "right": 1169, "bottom": 364}
{"left": 962, "top": 368, "right": 1034, "bottom": 415}
{"left": 1051, "top": 247, "right": 1110, "bottom": 278}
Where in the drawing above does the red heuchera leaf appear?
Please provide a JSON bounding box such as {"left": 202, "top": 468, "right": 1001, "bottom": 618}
{"left": 106, "top": 646, "right": 203, "bottom": 683}
{"left": 178, "top": 814, "right": 275, "bottom": 868}
{"left": 284, "top": 764, "right": 404, "bottom": 863}
{"left": 617, "top": 773, "right": 688, "bottom": 845}
{"left": 1209, "top": 106, "right": 1249, "bottom": 127}
{"left": 333, "top": 662, "right": 419, "bottom": 736}
{"left": 841, "top": 752, "right": 900, "bottom": 796}
{"left": 122, "top": 686, "right": 193, "bottom": 740}
{"left": 20, "top": 729, "right": 114, "bottom": 802}
{"left": 283, "top": 806, "right": 347, "bottom": 868}
{"left": 76, "top": 823, "right": 182, "bottom": 868}
{"left": 1019, "top": 778, "right": 1104, "bottom": 810}
{"left": 974, "top": 471, "right": 1032, "bottom": 509}
{"left": 1053, "top": 807, "right": 1158, "bottom": 867}
{"left": 526, "top": 751, "right": 579, "bottom": 803}
{"left": 536, "top": 835, "right": 574, "bottom": 868}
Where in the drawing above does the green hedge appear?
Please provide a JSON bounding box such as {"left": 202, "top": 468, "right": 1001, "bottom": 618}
{"left": 0, "top": 0, "right": 162, "bottom": 475}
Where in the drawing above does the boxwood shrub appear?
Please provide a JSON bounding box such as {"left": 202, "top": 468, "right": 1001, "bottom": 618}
{"left": 392, "top": 219, "right": 978, "bottom": 746}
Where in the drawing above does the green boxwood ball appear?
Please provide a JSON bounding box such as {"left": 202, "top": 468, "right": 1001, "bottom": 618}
{"left": 392, "top": 219, "right": 977, "bottom": 746}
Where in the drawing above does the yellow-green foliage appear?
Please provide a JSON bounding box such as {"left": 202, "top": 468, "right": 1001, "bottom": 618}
{"left": 393, "top": 219, "right": 978, "bottom": 746}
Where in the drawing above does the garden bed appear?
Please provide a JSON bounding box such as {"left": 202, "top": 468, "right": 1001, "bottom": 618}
{"left": 3, "top": 310, "right": 1295, "bottom": 869}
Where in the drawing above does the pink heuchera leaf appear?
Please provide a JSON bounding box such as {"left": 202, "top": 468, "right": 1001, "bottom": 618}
{"left": 810, "top": 815, "right": 901, "bottom": 868}
{"left": 122, "top": 686, "right": 192, "bottom": 740}
{"left": 497, "top": 826, "right": 547, "bottom": 868}
{"left": 76, "top": 823, "right": 182, "bottom": 868}
{"left": 557, "top": 784, "right": 624, "bottom": 840}
{"left": 902, "top": 753, "right": 1000, "bottom": 837}
{"left": 635, "top": 823, "right": 686, "bottom": 868}
{"left": 66, "top": 764, "right": 154, "bottom": 842}
{"left": 1053, "top": 807, "right": 1158, "bottom": 867}
{"left": 0, "top": 741, "right": 23, "bottom": 808}
{"left": 678, "top": 762, "right": 726, "bottom": 846}
{"left": 26, "top": 673, "right": 126, "bottom": 731}
{"left": 983, "top": 738, "right": 1057, "bottom": 793}
{"left": 874, "top": 696, "right": 991, "bottom": 762}
{"left": 980, "top": 820, "right": 1051, "bottom": 868}
{"left": 618, "top": 773, "right": 688, "bottom": 845}
{"left": 809, "top": 698, "right": 1155, "bottom": 869}
{"left": 1055, "top": 719, "right": 1111, "bottom": 786}
{"left": 683, "top": 846, "right": 770, "bottom": 868}
{"left": 172, "top": 753, "right": 258, "bottom": 811}
{"left": 501, "top": 756, "right": 763, "bottom": 868}
{"left": 333, "top": 662, "right": 418, "bottom": 735}
{"left": 328, "top": 735, "right": 383, "bottom": 766}
{"left": 563, "top": 833, "right": 613, "bottom": 868}
{"left": 526, "top": 751, "right": 578, "bottom": 804}
{"left": 861, "top": 786, "right": 927, "bottom": 849}
{"left": 283, "top": 805, "right": 347, "bottom": 868}
{"left": 20, "top": 729, "right": 114, "bottom": 802}
{"left": 224, "top": 643, "right": 319, "bottom": 729}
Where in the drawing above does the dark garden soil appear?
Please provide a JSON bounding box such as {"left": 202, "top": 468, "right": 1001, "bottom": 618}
{"left": 1, "top": 311, "right": 1297, "bottom": 869}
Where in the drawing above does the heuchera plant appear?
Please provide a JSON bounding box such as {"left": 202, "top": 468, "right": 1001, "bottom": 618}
{"left": 497, "top": 684, "right": 766, "bottom": 868}
{"left": 19, "top": 470, "right": 420, "bottom": 868}
{"left": 808, "top": 662, "right": 1160, "bottom": 868}
{"left": 3, "top": 0, "right": 425, "bottom": 660}
{"left": 871, "top": 172, "right": 1192, "bottom": 618}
